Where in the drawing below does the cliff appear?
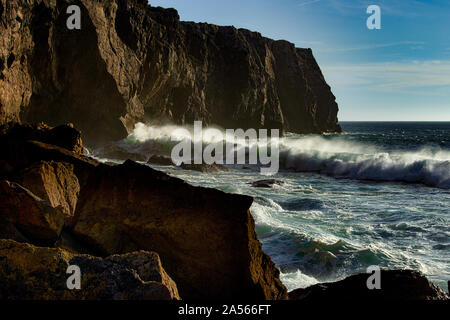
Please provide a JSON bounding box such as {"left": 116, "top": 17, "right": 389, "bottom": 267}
{"left": 0, "top": 0, "right": 341, "bottom": 146}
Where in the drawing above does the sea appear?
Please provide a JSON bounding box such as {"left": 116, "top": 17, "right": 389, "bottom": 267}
{"left": 92, "top": 121, "right": 450, "bottom": 291}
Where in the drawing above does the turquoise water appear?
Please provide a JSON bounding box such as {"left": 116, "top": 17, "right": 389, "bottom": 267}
{"left": 95, "top": 122, "right": 450, "bottom": 291}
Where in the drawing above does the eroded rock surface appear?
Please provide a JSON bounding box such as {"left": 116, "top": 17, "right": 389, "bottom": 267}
{"left": 289, "top": 270, "right": 449, "bottom": 301}
{"left": 0, "top": 239, "right": 180, "bottom": 300}
{"left": 70, "top": 160, "right": 287, "bottom": 300}
{"left": 0, "top": 0, "right": 340, "bottom": 146}
{"left": 0, "top": 180, "right": 65, "bottom": 243}
{"left": 0, "top": 123, "right": 288, "bottom": 300}
{"left": 17, "top": 161, "right": 80, "bottom": 219}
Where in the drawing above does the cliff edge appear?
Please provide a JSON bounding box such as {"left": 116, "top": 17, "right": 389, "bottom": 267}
{"left": 0, "top": 0, "right": 341, "bottom": 146}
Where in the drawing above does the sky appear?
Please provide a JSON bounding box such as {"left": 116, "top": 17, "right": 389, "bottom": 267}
{"left": 149, "top": 0, "right": 450, "bottom": 121}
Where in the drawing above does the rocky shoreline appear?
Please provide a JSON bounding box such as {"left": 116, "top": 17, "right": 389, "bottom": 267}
{"left": 0, "top": 122, "right": 448, "bottom": 300}
{"left": 0, "top": 0, "right": 448, "bottom": 301}
{"left": 0, "top": 122, "right": 287, "bottom": 300}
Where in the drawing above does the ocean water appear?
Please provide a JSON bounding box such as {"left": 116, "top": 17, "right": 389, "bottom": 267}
{"left": 92, "top": 122, "right": 450, "bottom": 291}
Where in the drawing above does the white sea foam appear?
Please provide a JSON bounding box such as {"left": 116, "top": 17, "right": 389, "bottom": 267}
{"left": 280, "top": 135, "right": 450, "bottom": 189}
{"left": 125, "top": 123, "right": 450, "bottom": 189}
{"left": 280, "top": 270, "right": 319, "bottom": 291}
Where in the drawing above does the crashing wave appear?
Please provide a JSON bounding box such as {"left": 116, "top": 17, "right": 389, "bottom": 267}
{"left": 108, "top": 123, "right": 450, "bottom": 189}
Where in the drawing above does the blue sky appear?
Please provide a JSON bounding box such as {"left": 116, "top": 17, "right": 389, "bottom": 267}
{"left": 150, "top": 0, "right": 450, "bottom": 121}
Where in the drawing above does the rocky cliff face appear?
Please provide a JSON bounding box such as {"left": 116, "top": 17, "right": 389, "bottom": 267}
{"left": 0, "top": 122, "right": 287, "bottom": 300}
{"left": 0, "top": 239, "right": 181, "bottom": 300}
{"left": 0, "top": 0, "right": 341, "bottom": 146}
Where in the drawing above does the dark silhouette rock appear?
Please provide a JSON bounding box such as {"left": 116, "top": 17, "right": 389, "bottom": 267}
{"left": 94, "top": 143, "right": 148, "bottom": 162}
{"left": 289, "top": 270, "right": 449, "bottom": 301}
{"left": 147, "top": 155, "right": 175, "bottom": 166}
{"left": 0, "top": 122, "right": 83, "bottom": 155}
{"left": 0, "top": 0, "right": 340, "bottom": 146}
{"left": 0, "top": 159, "right": 14, "bottom": 179}
{"left": 0, "top": 180, "right": 65, "bottom": 243}
{"left": 180, "top": 163, "right": 229, "bottom": 173}
{"left": 70, "top": 160, "right": 287, "bottom": 300}
{"left": 250, "top": 179, "right": 284, "bottom": 188}
{"left": 0, "top": 239, "right": 180, "bottom": 300}
{"left": 17, "top": 161, "right": 80, "bottom": 219}
{"left": 0, "top": 123, "right": 287, "bottom": 300}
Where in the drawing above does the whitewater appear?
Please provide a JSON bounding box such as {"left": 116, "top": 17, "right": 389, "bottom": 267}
{"left": 92, "top": 121, "right": 450, "bottom": 291}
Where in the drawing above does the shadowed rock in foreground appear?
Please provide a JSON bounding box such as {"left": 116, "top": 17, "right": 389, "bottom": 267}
{"left": 0, "top": 239, "right": 180, "bottom": 300}
{"left": 0, "top": 122, "right": 287, "bottom": 300}
{"left": 0, "top": 0, "right": 341, "bottom": 146}
{"left": 70, "top": 160, "right": 285, "bottom": 299}
{"left": 289, "top": 270, "right": 449, "bottom": 301}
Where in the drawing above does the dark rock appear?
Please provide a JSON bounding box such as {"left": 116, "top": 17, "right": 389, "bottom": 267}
{"left": 0, "top": 159, "right": 14, "bottom": 179}
{"left": 45, "top": 124, "right": 84, "bottom": 155}
{"left": 0, "top": 123, "right": 287, "bottom": 300}
{"left": 0, "top": 0, "right": 340, "bottom": 146}
{"left": 147, "top": 155, "right": 175, "bottom": 166}
{"left": 107, "top": 251, "right": 180, "bottom": 300}
{"left": 0, "top": 221, "right": 30, "bottom": 243}
{"left": 17, "top": 161, "right": 80, "bottom": 219}
{"left": 0, "top": 180, "right": 65, "bottom": 243}
{"left": 250, "top": 179, "right": 284, "bottom": 188}
{"left": 0, "top": 239, "right": 180, "bottom": 300}
{"left": 70, "top": 160, "right": 287, "bottom": 300}
{"left": 93, "top": 143, "right": 148, "bottom": 162}
{"left": 289, "top": 270, "right": 449, "bottom": 301}
{"left": 180, "top": 163, "right": 228, "bottom": 173}
{"left": 0, "top": 122, "right": 83, "bottom": 155}
{"left": 4, "top": 140, "right": 99, "bottom": 188}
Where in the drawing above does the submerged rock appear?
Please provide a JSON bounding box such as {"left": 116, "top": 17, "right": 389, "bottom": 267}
{"left": 289, "top": 270, "right": 449, "bottom": 301}
{"left": 0, "top": 239, "right": 180, "bottom": 300}
{"left": 147, "top": 155, "right": 175, "bottom": 166}
{"left": 180, "top": 163, "right": 229, "bottom": 173}
{"left": 250, "top": 179, "right": 284, "bottom": 188}
{"left": 93, "top": 144, "right": 148, "bottom": 162}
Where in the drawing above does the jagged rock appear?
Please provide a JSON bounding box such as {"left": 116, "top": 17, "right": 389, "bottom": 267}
{"left": 0, "top": 221, "right": 30, "bottom": 243}
{"left": 107, "top": 251, "right": 180, "bottom": 300}
{"left": 93, "top": 143, "right": 148, "bottom": 162}
{"left": 180, "top": 163, "right": 228, "bottom": 173}
{"left": 0, "top": 159, "right": 14, "bottom": 179}
{"left": 250, "top": 179, "right": 284, "bottom": 188}
{"left": 147, "top": 155, "right": 175, "bottom": 166}
{"left": 70, "top": 160, "right": 287, "bottom": 300}
{"left": 0, "top": 180, "right": 65, "bottom": 243}
{"left": 0, "top": 122, "right": 83, "bottom": 155}
{"left": 0, "top": 239, "right": 180, "bottom": 300}
{"left": 0, "top": 0, "right": 340, "bottom": 146}
{"left": 17, "top": 161, "right": 80, "bottom": 219}
{"left": 0, "top": 123, "right": 287, "bottom": 300}
{"left": 2, "top": 140, "right": 99, "bottom": 188}
{"left": 289, "top": 270, "right": 449, "bottom": 301}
